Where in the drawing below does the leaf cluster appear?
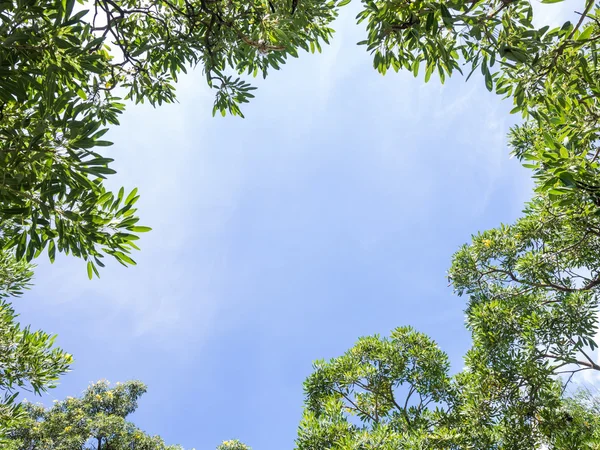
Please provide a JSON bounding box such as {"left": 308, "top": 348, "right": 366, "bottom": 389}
{"left": 6, "top": 380, "right": 183, "bottom": 450}
{"left": 0, "top": 253, "right": 71, "bottom": 440}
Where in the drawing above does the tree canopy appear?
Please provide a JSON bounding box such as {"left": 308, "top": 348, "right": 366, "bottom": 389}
{"left": 293, "top": 327, "right": 600, "bottom": 449}
{"left": 297, "top": 327, "right": 455, "bottom": 449}
{"left": 3, "top": 0, "right": 600, "bottom": 448}
{"left": 3, "top": 0, "right": 597, "bottom": 276}
{"left": 5, "top": 380, "right": 182, "bottom": 450}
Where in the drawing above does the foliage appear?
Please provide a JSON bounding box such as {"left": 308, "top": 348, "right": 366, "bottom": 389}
{"left": 444, "top": 187, "right": 600, "bottom": 446}
{"left": 222, "top": 327, "right": 600, "bottom": 449}
{"left": 0, "top": 250, "right": 33, "bottom": 299}
{"left": 81, "top": 0, "right": 339, "bottom": 115}
{"left": 356, "top": 0, "right": 600, "bottom": 206}
{"left": 534, "top": 387, "right": 600, "bottom": 449}
{"left": 352, "top": 0, "right": 600, "bottom": 444}
{"left": 1, "top": 0, "right": 597, "bottom": 274}
{"left": 217, "top": 440, "right": 251, "bottom": 450}
{"left": 5, "top": 380, "right": 182, "bottom": 450}
{"left": 0, "top": 0, "right": 340, "bottom": 276}
{"left": 294, "top": 326, "right": 600, "bottom": 448}
{"left": 451, "top": 190, "right": 600, "bottom": 376}
{"left": 296, "top": 327, "right": 455, "bottom": 449}
{"left": 2, "top": 0, "right": 150, "bottom": 276}
{"left": 0, "top": 253, "right": 71, "bottom": 440}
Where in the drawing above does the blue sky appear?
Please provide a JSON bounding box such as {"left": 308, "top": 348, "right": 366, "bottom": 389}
{"left": 14, "top": 2, "right": 579, "bottom": 449}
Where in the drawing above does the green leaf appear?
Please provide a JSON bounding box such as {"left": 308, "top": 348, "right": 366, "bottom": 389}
{"left": 127, "top": 226, "right": 152, "bottom": 233}
{"left": 125, "top": 188, "right": 139, "bottom": 205}
{"left": 558, "top": 172, "right": 576, "bottom": 187}
{"left": 93, "top": 140, "right": 113, "bottom": 147}
{"left": 440, "top": 4, "right": 453, "bottom": 27}
{"left": 559, "top": 147, "right": 569, "bottom": 158}
{"left": 84, "top": 158, "right": 114, "bottom": 166}
{"left": 484, "top": 70, "right": 493, "bottom": 92}
{"left": 1, "top": 207, "right": 29, "bottom": 216}
{"left": 424, "top": 64, "right": 434, "bottom": 83}
{"left": 112, "top": 251, "right": 136, "bottom": 266}
{"left": 578, "top": 26, "right": 593, "bottom": 41}
{"left": 548, "top": 188, "right": 569, "bottom": 195}
{"left": 48, "top": 240, "right": 56, "bottom": 263}
{"left": 79, "top": 166, "right": 117, "bottom": 175}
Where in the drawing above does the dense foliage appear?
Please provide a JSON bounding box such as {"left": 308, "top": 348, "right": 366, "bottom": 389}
{"left": 5, "top": 380, "right": 182, "bottom": 450}
{"left": 292, "top": 327, "right": 600, "bottom": 449}
{"left": 297, "top": 327, "right": 455, "bottom": 449}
